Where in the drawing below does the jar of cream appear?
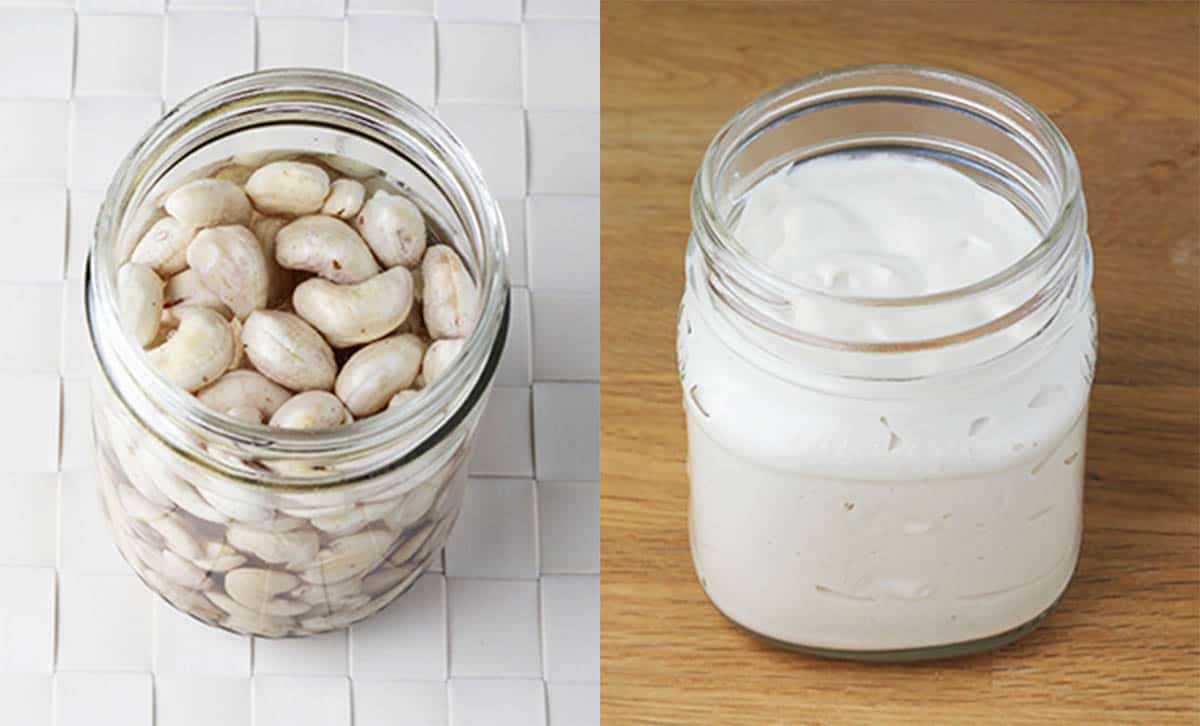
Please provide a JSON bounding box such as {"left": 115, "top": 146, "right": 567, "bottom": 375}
{"left": 678, "top": 65, "right": 1096, "bottom": 660}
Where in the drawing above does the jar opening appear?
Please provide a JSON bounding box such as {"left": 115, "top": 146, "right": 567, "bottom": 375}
{"left": 689, "top": 64, "right": 1089, "bottom": 363}
{"left": 88, "top": 69, "right": 510, "bottom": 486}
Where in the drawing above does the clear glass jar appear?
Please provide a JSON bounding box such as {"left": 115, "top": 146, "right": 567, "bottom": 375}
{"left": 87, "top": 69, "right": 509, "bottom": 637}
{"left": 678, "top": 65, "right": 1096, "bottom": 660}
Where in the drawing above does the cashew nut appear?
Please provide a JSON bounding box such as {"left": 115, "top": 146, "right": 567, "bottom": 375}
{"left": 422, "top": 244, "right": 478, "bottom": 339}
{"left": 186, "top": 225, "right": 269, "bottom": 320}
{"left": 242, "top": 310, "right": 337, "bottom": 391}
{"left": 275, "top": 215, "right": 380, "bottom": 284}
{"left": 321, "top": 179, "right": 366, "bottom": 219}
{"left": 319, "top": 154, "right": 377, "bottom": 179}
{"left": 222, "top": 568, "right": 309, "bottom": 617}
{"left": 354, "top": 191, "right": 426, "bottom": 268}
{"left": 421, "top": 338, "right": 464, "bottom": 387}
{"left": 163, "top": 268, "right": 234, "bottom": 319}
{"left": 334, "top": 334, "right": 426, "bottom": 417}
{"left": 117, "top": 263, "right": 163, "bottom": 348}
{"left": 197, "top": 370, "right": 292, "bottom": 421}
{"left": 227, "top": 523, "right": 320, "bottom": 567}
{"left": 164, "top": 179, "right": 253, "bottom": 229}
{"left": 268, "top": 390, "right": 353, "bottom": 430}
{"left": 245, "top": 161, "right": 330, "bottom": 216}
{"left": 292, "top": 266, "right": 414, "bottom": 347}
{"left": 387, "top": 390, "right": 420, "bottom": 411}
{"left": 211, "top": 163, "right": 255, "bottom": 187}
{"left": 299, "top": 528, "right": 391, "bottom": 585}
{"left": 130, "top": 217, "right": 194, "bottom": 275}
{"left": 248, "top": 214, "right": 294, "bottom": 306}
{"left": 147, "top": 306, "right": 235, "bottom": 392}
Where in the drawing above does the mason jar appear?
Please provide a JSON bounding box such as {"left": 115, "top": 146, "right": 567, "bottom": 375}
{"left": 678, "top": 65, "right": 1096, "bottom": 660}
{"left": 87, "top": 69, "right": 509, "bottom": 637}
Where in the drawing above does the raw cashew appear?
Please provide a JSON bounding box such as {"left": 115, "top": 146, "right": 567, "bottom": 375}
{"left": 269, "top": 390, "right": 353, "bottom": 429}
{"left": 363, "top": 565, "right": 415, "bottom": 597}
{"left": 319, "top": 154, "right": 377, "bottom": 179}
{"left": 334, "top": 334, "right": 425, "bottom": 416}
{"left": 147, "top": 307, "right": 235, "bottom": 392}
{"left": 421, "top": 338, "right": 464, "bottom": 386}
{"left": 242, "top": 310, "right": 337, "bottom": 391}
{"left": 227, "top": 523, "right": 320, "bottom": 567}
{"left": 187, "top": 225, "right": 269, "bottom": 320}
{"left": 130, "top": 217, "right": 194, "bottom": 275}
{"left": 222, "top": 568, "right": 309, "bottom": 617}
{"left": 275, "top": 215, "right": 380, "bottom": 284}
{"left": 192, "top": 541, "right": 246, "bottom": 572}
{"left": 355, "top": 191, "right": 426, "bottom": 268}
{"left": 117, "top": 263, "right": 163, "bottom": 347}
{"left": 387, "top": 390, "right": 420, "bottom": 410}
{"left": 249, "top": 214, "right": 294, "bottom": 305}
{"left": 292, "top": 266, "right": 414, "bottom": 347}
{"left": 245, "top": 161, "right": 330, "bottom": 216}
{"left": 163, "top": 269, "right": 234, "bottom": 319}
{"left": 164, "top": 179, "right": 253, "bottom": 228}
{"left": 232, "top": 149, "right": 299, "bottom": 167}
{"left": 197, "top": 370, "right": 292, "bottom": 421}
{"left": 224, "top": 406, "right": 261, "bottom": 423}
{"left": 299, "top": 528, "right": 391, "bottom": 585}
{"left": 211, "top": 163, "right": 255, "bottom": 186}
{"left": 321, "top": 179, "right": 366, "bottom": 219}
{"left": 422, "top": 244, "right": 478, "bottom": 339}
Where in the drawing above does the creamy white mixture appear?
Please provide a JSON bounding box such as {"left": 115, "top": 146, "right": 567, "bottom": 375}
{"left": 682, "top": 153, "right": 1091, "bottom": 652}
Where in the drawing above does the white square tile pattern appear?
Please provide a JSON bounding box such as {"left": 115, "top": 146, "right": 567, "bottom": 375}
{"left": 353, "top": 680, "right": 449, "bottom": 726}
{"left": 0, "top": 9, "right": 74, "bottom": 99}
{"left": 445, "top": 478, "right": 538, "bottom": 579}
{"left": 437, "top": 23, "right": 523, "bottom": 104}
{"left": 0, "top": 6, "right": 596, "bottom": 725}
{"left": 0, "top": 674, "right": 52, "bottom": 726}
{"left": 448, "top": 578, "right": 541, "bottom": 677}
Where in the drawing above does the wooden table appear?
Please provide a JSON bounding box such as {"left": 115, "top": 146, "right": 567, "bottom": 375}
{"left": 601, "top": 2, "right": 1199, "bottom": 722}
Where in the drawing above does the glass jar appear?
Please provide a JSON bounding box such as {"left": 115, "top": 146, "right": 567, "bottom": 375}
{"left": 87, "top": 69, "right": 509, "bottom": 637}
{"left": 678, "top": 65, "right": 1096, "bottom": 660}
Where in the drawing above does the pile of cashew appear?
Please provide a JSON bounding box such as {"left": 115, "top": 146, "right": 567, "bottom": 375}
{"left": 98, "top": 151, "right": 483, "bottom": 637}
{"left": 117, "top": 154, "right": 479, "bottom": 428}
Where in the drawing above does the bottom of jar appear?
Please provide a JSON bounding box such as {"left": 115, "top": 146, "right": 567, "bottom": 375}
{"left": 709, "top": 585, "right": 1071, "bottom": 662}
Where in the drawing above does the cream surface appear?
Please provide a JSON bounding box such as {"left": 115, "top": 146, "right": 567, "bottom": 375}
{"left": 736, "top": 153, "right": 1041, "bottom": 296}
{"left": 681, "top": 153, "right": 1092, "bottom": 652}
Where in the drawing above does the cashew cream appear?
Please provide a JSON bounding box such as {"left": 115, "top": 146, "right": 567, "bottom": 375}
{"left": 681, "top": 153, "right": 1092, "bottom": 653}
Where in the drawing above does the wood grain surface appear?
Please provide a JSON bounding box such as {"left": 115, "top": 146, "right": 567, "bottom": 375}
{"left": 600, "top": 1, "right": 1200, "bottom": 723}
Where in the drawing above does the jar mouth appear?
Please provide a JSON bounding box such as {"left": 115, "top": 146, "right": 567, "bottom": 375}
{"left": 88, "top": 68, "right": 509, "bottom": 480}
{"left": 691, "top": 63, "right": 1083, "bottom": 312}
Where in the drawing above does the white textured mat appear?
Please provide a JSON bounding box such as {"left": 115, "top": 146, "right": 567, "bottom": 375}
{"left": 0, "top": 1, "right": 599, "bottom": 724}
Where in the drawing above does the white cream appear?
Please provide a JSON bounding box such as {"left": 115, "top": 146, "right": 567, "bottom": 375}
{"left": 681, "top": 153, "right": 1092, "bottom": 653}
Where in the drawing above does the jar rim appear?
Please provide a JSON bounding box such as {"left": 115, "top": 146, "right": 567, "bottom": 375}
{"left": 691, "top": 63, "right": 1083, "bottom": 310}
{"left": 87, "top": 68, "right": 509, "bottom": 486}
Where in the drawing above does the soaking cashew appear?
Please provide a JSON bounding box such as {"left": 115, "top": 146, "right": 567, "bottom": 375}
{"left": 147, "top": 307, "right": 235, "bottom": 392}
{"left": 335, "top": 334, "right": 426, "bottom": 417}
{"left": 355, "top": 191, "right": 426, "bottom": 268}
{"left": 222, "top": 568, "right": 309, "bottom": 617}
{"left": 227, "top": 523, "right": 320, "bottom": 567}
{"left": 245, "top": 161, "right": 330, "bottom": 216}
{"left": 248, "top": 214, "right": 294, "bottom": 306}
{"left": 269, "top": 390, "right": 353, "bottom": 429}
{"left": 211, "top": 163, "right": 255, "bottom": 186}
{"left": 421, "top": 338, "right": 464, "bottom": 387}
{"left": 388, "top": 390, "right": 420, "bottom": 410}
{"left": 292, "top": 266, "right": 414, "bottom": 347}
{"left": 130, "top": 217, "right": 194, "bottom": 275}
{"left": 242, "top": 310, "right": 337, "bottom": 391}
{"left": 163, "top": 269, "right": 234, "bottom": 319}
{"left": 197, "top": 370, "right": 292, "bottom": 420}
{"left": 164, "top": 179, "right": 253, "bottom": 229}
{"left": 117, "top": 263, "right": 163, "bottom": 348}
{"left": 319, "top": 154, "right": 377, "bottom": 178}
{"left": 186, "top": 225, "right": 269, "bottom": 320}
{"left": 321, "top": 179, "right": 366, "bottom": 219}
{"left": 422, "top": 244, "right": 478, "bottom": 339}
{"left": 275, "top": 215, "right": 380, "bottom": 284}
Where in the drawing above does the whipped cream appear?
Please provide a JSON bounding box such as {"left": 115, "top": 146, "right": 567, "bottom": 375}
{"left": 681, "top": 153, "right": 1092, "bottom": 653}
